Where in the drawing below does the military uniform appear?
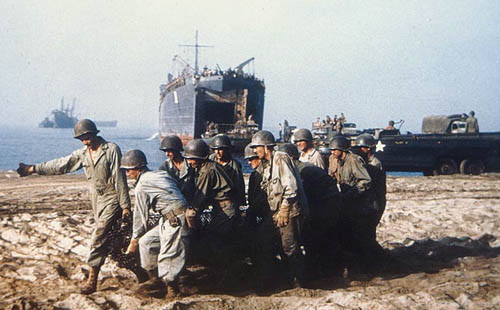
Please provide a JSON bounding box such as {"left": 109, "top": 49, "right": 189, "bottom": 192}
{"left": 209, "top": 153, "right": 246, "bottom": 207}
{"left": 260, "top": 151, "right": 308, "bottom": 284}
{"left": 330, "top": 152, "right": 371, "bottom": 205}
{"left": 296, "top": 161, "right": 341, "bottom": 276}
{"left": 131, "top": 170, "right": 189, "bottom": 282}
{"left": 367, "top": 155, "right": 386, "bottom": 226}
{"left": 159, "top": 158, "right": 195, "bottom": 199}
{"left": 299, "top": 148, "right": 326, "bottom": 170}
{"left": 34, "top": 137, "right": 131, "bottom": 268}
{"left": 190, "top": 160, "right": 235, "bottom": 234}
{"left": 330, "top": 151, "right": 389, "bottom": 274}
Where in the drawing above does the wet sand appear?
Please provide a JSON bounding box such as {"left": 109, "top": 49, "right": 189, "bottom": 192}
{"left": 1, "top": 171, "right": 499, "bottom": 309}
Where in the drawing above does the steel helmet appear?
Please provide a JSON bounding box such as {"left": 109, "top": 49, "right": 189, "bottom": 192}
{"left": 293, "top": 128, "right": 313, "bottom": 142}
{"left": 184, "top": 139, "right": 210, "bottom": 160}
{"left": 244, "top": 144, "right": 258, "bottom": 160}
{"left": 211, "top": 134, "right": 232, "bottom": 149}
{"left": 278, "top": 143, "right": 300, "bottom": 160}
{"left": 74, "top": 119, "right": 99, "bottom": 139}
{"left": 160, "top": 135, "right": 183, "bottom": 152}
{"left": 250, "top": 130, "right": 276, "bottom": 148}
{"left": 120, "top": 149, "right": 148, "bottom": 169}
{"left": 328, "top": 135, "right": 350, "bottom": 151}
{"left": 355, "top": 134, "right": 376, "bottom": 148}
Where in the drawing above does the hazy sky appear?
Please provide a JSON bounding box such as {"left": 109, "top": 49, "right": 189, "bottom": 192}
{"left": 1, "top": 1, "right": 499, "bottom": 133}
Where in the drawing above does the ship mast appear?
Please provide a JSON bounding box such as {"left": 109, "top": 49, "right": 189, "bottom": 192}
{"left": 179, "top": 30, "right": 213, "bottom": 74}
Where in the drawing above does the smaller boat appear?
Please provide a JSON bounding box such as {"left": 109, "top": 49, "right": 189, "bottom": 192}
{"left": 95, "top": 120, "right": 118, "bottom": 127}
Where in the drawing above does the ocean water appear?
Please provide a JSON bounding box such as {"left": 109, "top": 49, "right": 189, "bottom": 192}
{"left": 0, "top": 125, "right": 419, "bottom": 176}
{"left": 0, "top": 126, "right": 165, "bottom": 172}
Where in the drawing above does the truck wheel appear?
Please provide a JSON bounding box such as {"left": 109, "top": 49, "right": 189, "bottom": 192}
{"left": 460, "top": 159, "right": 485, "bottom": 175}
{"left": 433, "top": 158, "right": 458, "bottom": 175}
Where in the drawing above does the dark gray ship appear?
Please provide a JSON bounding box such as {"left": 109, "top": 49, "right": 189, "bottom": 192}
{"left": 39, "top": 98, "right": 78, "bottom": 129}
{"left": 158, "top": 35, "right": 265, "bottom": 151}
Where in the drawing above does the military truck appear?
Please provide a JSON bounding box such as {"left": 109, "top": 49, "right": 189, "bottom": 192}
{"left": 372, "top": 114, "right": 500, "bottom": 175}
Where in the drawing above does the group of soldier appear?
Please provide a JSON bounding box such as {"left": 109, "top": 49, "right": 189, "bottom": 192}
{"left": 313, "top": 113, "right": 346, "bottom": 132}
{"left": 17, "top": 118, "right": 391, "bottom": 298}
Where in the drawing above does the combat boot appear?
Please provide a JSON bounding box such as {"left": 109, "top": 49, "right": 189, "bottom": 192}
{"left": 288, "top": 252, "right": 306, "bottom": 288}
{"left": 166, "top": 280, "right": 180, "bottom": 298}
{"left": 136, "top": 269, "right": 165, "bottom": 297}
{"left": 80, "top": 266, "right": 99, "bottom": 295}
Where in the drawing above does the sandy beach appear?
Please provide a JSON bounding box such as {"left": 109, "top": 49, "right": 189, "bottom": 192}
{"left": 1, "top": 171, "right": 499, "bottom": 310}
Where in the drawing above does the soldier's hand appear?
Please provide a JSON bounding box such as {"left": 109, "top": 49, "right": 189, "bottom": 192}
{"left": 185, "top": 208, "right": 197, "bottom": 229}
{"left": 125, "top": 238, "right": 138, "bottom": 255}
{"left": 275, "top": 206, "right": 290, "bottom": 227}
{"left": 122, "top": 208, "right": 131, "bottom": 219}
{"left": 17, "top": 163, "right": 34, "bottom": 177}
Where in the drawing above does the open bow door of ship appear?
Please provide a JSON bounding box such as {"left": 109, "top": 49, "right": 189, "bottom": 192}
{"left": 197, "top": 88, "right": 250, "bottom": 138}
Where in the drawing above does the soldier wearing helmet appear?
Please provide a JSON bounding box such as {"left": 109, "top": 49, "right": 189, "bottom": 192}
{"left": 328, "top": 135, "right": 388, "bottom": 275}
{"left": 121, "top": 150, "right": 189, "bottom": 298}
{"left": 385, "top": 120, "right": 396, "bottom": 130}
{"left": 293, "top": 128, "right": 326, "bottom": 170}
{"left": 16, "top": 119, "right": 131, "bottom": 294}
{"left": 209, "top": 134, "right": 246, "bottom": 208}
{"left": 250, "top": 131, "right": 308, "bottom": 288}
{"left": 353, "top": 134, "right": 387, "bottom": 242}
{"left": 183, "top": 139, "right": 236, "bottom": 233}
{"left": 278, "top": 143, "right": 341, "bottom": 278}
{"left": 159, "top": 135, "right": 186, "bottom": 178}
{"left": 158, "top": 135, "right": 193, "bottom": 198}
{"left": 182, "top": 139, "right": 238, "bottom": 277}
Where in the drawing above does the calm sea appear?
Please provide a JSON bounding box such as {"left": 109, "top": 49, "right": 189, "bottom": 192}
{"left": 0, "top": 126, "right": 166, "bottom": 172}
{"left": 0, "top": 125, "right": 419, "bottom": 176}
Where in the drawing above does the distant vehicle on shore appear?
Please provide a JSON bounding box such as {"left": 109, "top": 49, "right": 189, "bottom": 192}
{"left": 39, "top": 98, "right": 78, "bottom": 129}
{"left": 372, "top": 114, "right": 500, "bottom": 175}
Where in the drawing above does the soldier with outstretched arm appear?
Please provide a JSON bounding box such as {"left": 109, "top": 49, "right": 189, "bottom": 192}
{"left": 17, "top": 119, "right": 131, "bottom": 294}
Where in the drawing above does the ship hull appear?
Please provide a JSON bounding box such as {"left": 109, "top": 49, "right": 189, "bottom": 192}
{"left": 159, "top": 74, "right": 265, "bottom": 150}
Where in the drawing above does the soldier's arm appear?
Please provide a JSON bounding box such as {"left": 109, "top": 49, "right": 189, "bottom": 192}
{"left": 313, "top": 152, "right": 327, "bottom": 170}
{"left": 235, "top": 161, "right": 247, "bottom": 206}
{"left": 109, "top": 145, "right": 132, "bottom": 211}
{"left": 34, "top": 148, "right": 85, "bottom": 175}
{"left": 277, "top": 155, "right": 299, "bottom": 202}
{"left": 352, "top": 156, "right": 372, "bottom": 194}
{"left": 131, "top": 189, "right": 149, "bottom": 240}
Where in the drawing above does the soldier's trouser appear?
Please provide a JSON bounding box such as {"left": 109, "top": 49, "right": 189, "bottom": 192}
{"left": 278, "top": 215, "right": 299, "bottom": 258}
{"left": 138, "top": 215, "right": 189, "bottom": 282}
{"left": 87, "top": 204, "right": 121, "bottom": 268}
{"left": 339, "top": 207, "right": 386, "bottom": 272}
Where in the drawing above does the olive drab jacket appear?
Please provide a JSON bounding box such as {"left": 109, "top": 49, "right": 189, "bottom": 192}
{"left": 260, "top": 151, "right": 308, "bottom": 218}
{"left": 367, "top": 155, "right": 387, "bottom": 214}
{"left": 247, "top": 165, "right": 269, "bottom": 218}
{"left": 190, "top": 160, "right": 234, "bottom": 211}
{"left": 209, "top": 153, "right": 246, "bottom": 207}
{"left": 131, "top": 170, "right": 187, "bottom": 239}
{"left": 329, "top": 152, "right": 371, "bottom": 198}
{"left": 34, "top": 137, "right": 131, "bottom": 213}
